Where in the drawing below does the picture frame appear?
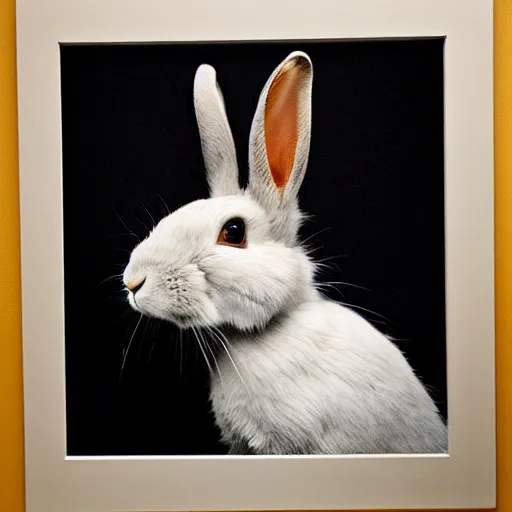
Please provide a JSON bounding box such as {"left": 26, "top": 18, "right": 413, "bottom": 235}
{"left": 15, "top": 0, "right": 496, "bottom": 510}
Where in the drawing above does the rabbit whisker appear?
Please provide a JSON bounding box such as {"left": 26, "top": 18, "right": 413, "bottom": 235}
{"left": 142, "top": 202, "right": 157, "bottom": 228}
{"left": 302, "top": 243, "right": 325, "bottom": 256}
{"left": 99, "top": 273, "right": 123, "bottom": 285}
{"left": 315, "top": 253, "right": 349, "bottom": 264}
{"left": 137, "top": 316, "right": 151, "bottom": 361}
{"left": 322, "top": 280, "right": 371, "bottom": 292}
{"left": 112, "top": 207, "right": 140, "bottom": 243}
{"left": 334, "top": 300, "right": 391, "bottom": 323}
{"left": 192, "top": 326, "right": 214, "bottom": 375}
{"left": 134, "top": 213, "right": 151, "bottom": 234}
{"left": 120, "top": 313, "right": 144, "bottom": 380}
{"left": 313, "top": 262, "right": 336, "bottom": 272}
{"left": 200, "top": 328, "right": 225, "bottom": 387}
{"left": 147, "top": 319, "right": 163, "bottom": 367}
{"left": 209, "top": 326, "right": 249, "bottom": 392}
{"left": 313, "top": 261, "right": 344, "bottom": 276}
{"left": 300, "top": 226, "right": 332, "bottom": 246}
{"left": 156, "top": 193, "right": 171, "bottom": 215}
{"left": 315, "top": 282, "right": 346, "bottom": 299}
{"left": 147, "top": 338, "right": 157, "bottom": 368}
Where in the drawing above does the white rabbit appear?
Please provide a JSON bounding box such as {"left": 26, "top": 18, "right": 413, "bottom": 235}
{"left": 123, "top": 51, "right": 448, "bottom": 455}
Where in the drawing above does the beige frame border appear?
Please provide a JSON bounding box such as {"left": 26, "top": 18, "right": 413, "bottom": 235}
{"left": 15, "top": 0, "right": 495, "bottom": 510}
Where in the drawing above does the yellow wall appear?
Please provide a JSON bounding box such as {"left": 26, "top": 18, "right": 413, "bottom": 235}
{"left": 493, "top": 0, "right": 512, "bottom": 510}
{"left": 0, "top": 0, "right": 509, "bottom": 511}
{"left": 0, "top": 0, "right": 25, "bottom": 509}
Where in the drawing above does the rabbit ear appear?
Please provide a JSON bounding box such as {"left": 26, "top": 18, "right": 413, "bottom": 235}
{"left": 194, "top": 64, "right": 241, "bottom": 197}
{"left": 248, "top": 52, "right": 313, "bottom": 219}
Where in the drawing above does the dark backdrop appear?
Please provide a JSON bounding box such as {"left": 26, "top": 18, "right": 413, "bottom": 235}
{"left": 60, "top": 38, "right": 446, "bottom": 456}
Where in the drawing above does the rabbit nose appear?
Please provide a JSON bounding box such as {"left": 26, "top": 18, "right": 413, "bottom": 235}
{"left": 126, "top": 277, "right": 146, "bottom": 294}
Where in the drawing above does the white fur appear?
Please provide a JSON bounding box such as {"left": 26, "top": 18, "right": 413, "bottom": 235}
{"left": 124, "top": 195, "right": 315, "bottom": 330}
{"left": 194, "top": 64, "right": 240, "bottom": 197}
{"left": 123, "top": 51, "right": 448, "bottom": 455}
{"left": 211, "top": 301, "right": 447, "bottom": 454}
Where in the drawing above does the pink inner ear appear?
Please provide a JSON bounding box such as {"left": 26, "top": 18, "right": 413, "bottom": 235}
{"left": 264, "top": 62, "right": 300, "bottom": 190}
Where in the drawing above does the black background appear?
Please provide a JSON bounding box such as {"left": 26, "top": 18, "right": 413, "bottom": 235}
{"left": 60, "top": 38, "right": 446, "bottom": 456}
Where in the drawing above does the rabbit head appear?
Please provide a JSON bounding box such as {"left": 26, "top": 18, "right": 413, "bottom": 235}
{"left": 123, "top": 51, "right": 317, "bottom": 330}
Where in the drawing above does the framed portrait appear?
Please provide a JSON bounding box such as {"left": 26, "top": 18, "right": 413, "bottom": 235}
{"left": 15, "top": 0, "right": 496, "bottom": 510}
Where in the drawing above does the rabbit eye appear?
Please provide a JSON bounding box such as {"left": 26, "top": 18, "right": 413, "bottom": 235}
{"left": 217, "top": 218, "right": 247, "bottom": 248}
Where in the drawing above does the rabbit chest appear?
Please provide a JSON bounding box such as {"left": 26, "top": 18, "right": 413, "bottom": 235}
{"left": 209, "top": 325, "right": 330, "bottom": 455}
{"left": 208, "top": 300, "right": 447, "bottom": 455}
{"left": 209, "top": 301, "right": 387, "bottom": 455}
